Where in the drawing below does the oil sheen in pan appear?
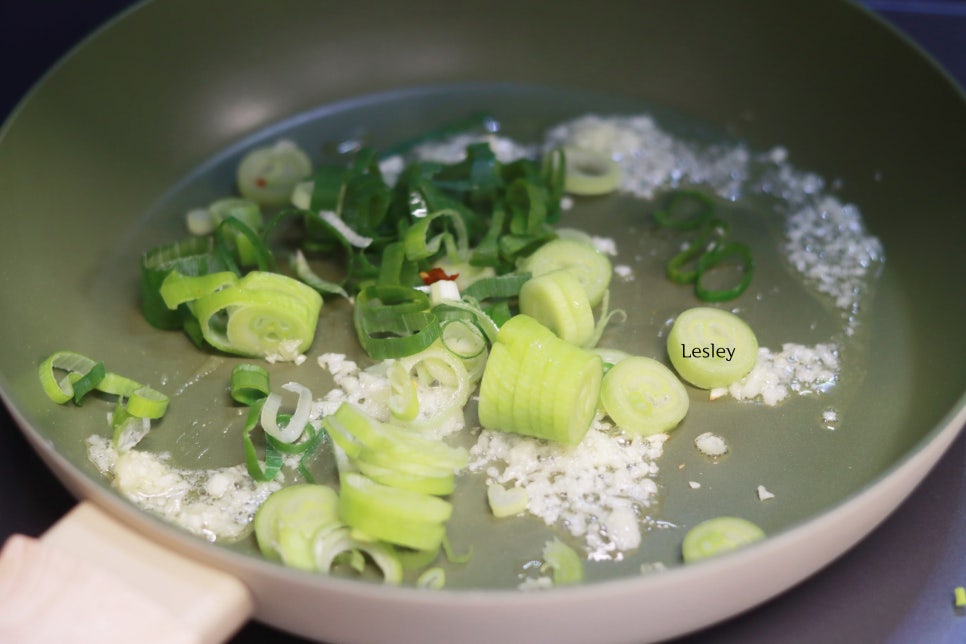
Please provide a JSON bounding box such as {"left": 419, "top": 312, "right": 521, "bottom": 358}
{"left": 82, "top": 83, "right": 903, "bottom": 590}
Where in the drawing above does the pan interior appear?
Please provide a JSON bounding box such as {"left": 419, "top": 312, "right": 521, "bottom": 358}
{"left": 18, "top": 82, "right": 926, "bottom": 589}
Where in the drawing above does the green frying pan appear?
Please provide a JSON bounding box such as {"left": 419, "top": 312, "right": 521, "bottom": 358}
{"left": 0, "top": 1, "right": 963, "bottom": 642}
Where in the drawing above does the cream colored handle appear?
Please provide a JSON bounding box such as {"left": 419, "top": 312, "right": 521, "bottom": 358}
{"left": 0, "top": 502, "right": 254, "bottom": 644}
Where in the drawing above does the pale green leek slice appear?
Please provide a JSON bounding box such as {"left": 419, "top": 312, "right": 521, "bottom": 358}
{"left": 519, "top": 268, "right": 595, "bottom": 346}
{"left": 124, "top": 386, "right": 170, "bottom": 420}
{"left": 192, "top": 271, "right": 322, "bottom": 360}
{"left": 477, "top": 315, "right": 602, "bottom": 445}
{"left": 599, "top": 356, "right": 689, "bottom": 435}
{"left": 387, "top": 361, "right": 419, "bottom": 422}
{"left": 486, "top": 483, "right": 529, "bottom": 518}
{"left": 230, "top": 363, "right": 271, "bottom": 405}
{"left": 158, "top": 270, "right": 238, "bottom": 309}
{"left": 439, "top": 319, "right": 487, "bottom": 359}
{"left": 236, "top": 140, "right": 312, "bottom": 208}
{"left": 542, "top": 538, "right": 584, "bottom": 585}
{"left": 681, "top": 516, "right": 765, "bottom": 563}
{"left": 416, "top": 567, "right": 446, "bottom": 589}
{"left": 338, "top": 473, "right": 451, "bottom": 551}
{"left": 519, "top": 238, "right": 612, "bottom": 308}
{"left": 253, "top": 484, "right": 340, "bottom": 570}
{"left": 562, "top": 146, "right": 621, "bottom": 196}
{"left": 354, "top": 459, "right": 455, "bottom": 496}
{"left": 667, "top": 307, "right": 758, "bottom": 389}
{"left": 259, "top": 382, "right": 313, "bottom": 444}
{"left": 38, "top": 351, "right": 170, "bottom": 426}
{"left": 313, "top": 524, "right": 403, "bottom": 585}
{"left": 38, "top": 351, "right": 100, "bottom": 404}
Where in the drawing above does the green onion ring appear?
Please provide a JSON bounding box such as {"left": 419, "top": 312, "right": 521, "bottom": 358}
{"left": 242, "top": 399, "right": 283, "bottom": 482}
{"left": 38, "top": 351, "right": 102, "bottom": 404}
{"left": 353, "top": 285, "right": 441, "bottom": 360}
{"left": 230, "top": 363, "right": 271, "bottom": 405}
{"left": 654, "top": 190, "right": 715, "bottom": 230}
{"left": 260, "top": 382, "right": 313, "bottom": 444}
{"left": 695, "top": 241, "right": 755, "bottom": 302}
{"left": 665, "top": 217, "right": 730, "bottom": 285}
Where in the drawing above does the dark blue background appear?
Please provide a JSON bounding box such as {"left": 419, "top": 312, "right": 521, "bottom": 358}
{"left": 1, "top": 2, "right": 964, "bottom": 642}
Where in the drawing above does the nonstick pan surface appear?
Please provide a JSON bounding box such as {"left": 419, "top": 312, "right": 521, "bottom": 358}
{"left": 5, "top": 1, "right": 957, "bottom": 644}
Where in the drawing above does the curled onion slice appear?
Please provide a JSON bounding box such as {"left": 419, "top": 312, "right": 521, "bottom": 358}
{"left": 260, "top": 382, "right": 313, "bottom": 444}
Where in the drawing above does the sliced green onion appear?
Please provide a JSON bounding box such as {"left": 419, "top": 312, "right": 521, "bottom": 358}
{"left": 429, "top": 280, "right": 461, "bottom": 307}
{"left": 654, "top": 190, "right": 754, "bottom": 301}
{"left": 112, "top": 403, "right": 151, "bottom": 452}
{"left": 541, "top": 538, "right": 583, "bottom": 585}
{"left": 460, "top": 272, "right": 530, "bottom": 302}
{"left": 519, "top": 238, "right": 612, "bottom": 308}
{"left": 316, "top": 210, "right": 374, "bottom": 249}
{"left": 124, "top": 386, "right": 170, "bottom": 419}
{"left": 416, "top": 566, "right": 446, "bottom": 589}
{"left": 237, "top": 140, "right": 313, "bottom": 208}
{"left": 39, "top": 351, "right": 169, "bottom": 427}
{"left": 666, "top": 307, "right": 758, "bottom": 389}
{"left": 486, "top": 483, "right": 529, "bottom": 518}
{"left": 681, "top": 516, "right": 765, "bottom": 563}
{"left": 214, "top": 215, "right": 275, "bottom": 271}
{"left": 325, "top": 403, "right": 468, "bottom": 472}
{"left": 518, "top": 269, "right": 595, "bottom": 346}
{"left": 230, "top": 363, "right": 271, "bottom": 405}
{"left": 68, "top": 361, "right": 106, "bottom": 405}
{"left": 506, "top": 178, "right": 550, "bottom": 236}
{"left": 403, "top": 208, "right": 470, "bottom": 262}
{"left": 38, "top": 351, "right": 101, "bottom": 404}
{"left": 260, "top": 382, "right": 313, "bottom": 444}
{"left": 323, "top": 401, "right": 465, "bottom": 503}
{"left": 253, "top": 484, "right": 340, "bottom": 570}
{"left": 440, "top": 319, "right": 487, "bottom": 359}
{"left": 354, "top": 459, "right": 455, "bottom": 495}
{"left": 186, "top": 208, "right": 216, "bottom": 236}
{"left": 242, "top": 399, "right": 284, "bottom": 483}
{"left": 654, "top": 190, "right": 714, "bottom": 230}
{"left": 477, "top": 315, "right": 603, "bottom": 445}
{"left": 357, "top": 448, "right": 457, "bottom": 480}
{"left": 209, "top": 197, "right": 264, "bottom": 231}
{"left": 694, "top": 241, "right": 754, "bottom": 302}
{"left": 313, "top": 524, "right": 403, "bottom": 585}
{"left": 158, "top": 270, "right": 238, "bottom": 309}
{"left": 469, "top": 203, "right": 506, "bottom": 268}
{"left": 562, "top": 146, "right": 621, "bottom": 196}
{"left": 665, "top": 217, "right": 730, "bottom": 285}
{"left": 338, "top": 472, "right": 451, "bottom": 551}
{"left": 432, "top": 299, "right": 500, "bottom": 346}
{"left": 192, "top": 271, "right": 323, "bottom": 360}
{"left": 583, "top": 289, "right": 626, "bottom": 350}
{"left": 599, "top": 356, "right": 689, "bottom": 435}
{"left": 140, "top": 236, "right": 230, "bottom": 330}
{"left": 353, "top": 285, "right": 440, "bottom": 360}
{"left": 387, "top": 361, "right": 419, "bottom": 423}
{"left": 291, "top": 180, "right": 314, "bottom": 210}
{"left": 93, "top": 371, "right": 142, "bottom": 397}
{"left": 396, "top": 344, "right": 474, "bottom": 427}
{"left": 541, "top": 147, "right": 566, "bottom": 208}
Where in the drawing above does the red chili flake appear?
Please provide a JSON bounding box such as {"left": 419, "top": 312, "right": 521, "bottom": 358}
{"left": 255, "top": 177, "right": 267, "bottom": 188}
{"left": 420, "top": 267, "right": 459, "bottom": 285}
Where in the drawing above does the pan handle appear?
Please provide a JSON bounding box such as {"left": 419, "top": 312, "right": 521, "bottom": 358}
{"left": 0, "top": 501, "right": 254, "bottom": 643}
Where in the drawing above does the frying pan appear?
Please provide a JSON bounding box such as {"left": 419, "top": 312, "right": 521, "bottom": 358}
{"left": 1, "top": 1, "right": 964, "bottom": 642}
